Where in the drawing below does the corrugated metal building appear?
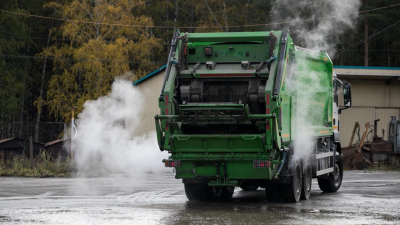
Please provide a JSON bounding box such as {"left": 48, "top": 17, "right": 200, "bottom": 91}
{"left": 133, "top": 66, "right": 400, "bottom": 147}
{"left": 335, "top": 66, "right": 400, "bottom": 147}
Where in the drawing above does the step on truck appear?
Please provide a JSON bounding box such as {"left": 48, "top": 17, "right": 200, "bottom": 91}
{"left": 155, "top": 28, "right": 352, "bottom": 202}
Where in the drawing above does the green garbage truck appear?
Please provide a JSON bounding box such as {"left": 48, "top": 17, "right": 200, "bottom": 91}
{"left": 155, "top": 28, "right": 352, "bottom": 202}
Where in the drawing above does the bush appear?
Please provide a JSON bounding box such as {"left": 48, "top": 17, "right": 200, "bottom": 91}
{"left": 367, "top": 157, "right": 400, "bottom": 172}
{"left": 0, "top": 151, "right": 72, "bottom": 177}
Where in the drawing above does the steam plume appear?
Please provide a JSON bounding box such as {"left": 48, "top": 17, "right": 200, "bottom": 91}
{"left": 72, "top": 80, "right": 168, "bottom": 176}
{"left": 273, "top": 0, "right": 361, "bottom": 160}
{"left": 271, "top": 0, "right": 361, "bottom": 56}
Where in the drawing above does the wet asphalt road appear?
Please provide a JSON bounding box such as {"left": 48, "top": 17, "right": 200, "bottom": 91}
{"left": 0, "top": 171, "right": 400, "bottom": 225}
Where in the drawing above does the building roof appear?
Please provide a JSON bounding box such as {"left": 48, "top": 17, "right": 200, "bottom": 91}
{"left": 334, "top": 66, "right": 400, "bottom": 70}
{"left": 0, "top": 137, "right": 16, "bottom": 144}
{"left": 334, "top": 66, "right": 400, "bottom": 79}
{"left": 45, "top": 139, "right": 65, "bottom": 146}
{"left": 0, "top": 137, "right": 45, "bottom": 152}
{"left": 132, "top": 64, "right": 400, "bottom": 85}
{"left": 0, "top": 137, "right": 45, "bottom": 145}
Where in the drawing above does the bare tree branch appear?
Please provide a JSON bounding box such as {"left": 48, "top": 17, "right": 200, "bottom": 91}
{"left": 203, "top": 0, "right": 223, "bottom": 31}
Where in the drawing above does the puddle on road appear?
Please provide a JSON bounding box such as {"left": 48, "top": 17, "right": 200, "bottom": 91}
{"left": 1, "top": 179, "right": 400, "bottom": 225}
{"left": 1, "top": 195, "right": 399, "bottom": 225}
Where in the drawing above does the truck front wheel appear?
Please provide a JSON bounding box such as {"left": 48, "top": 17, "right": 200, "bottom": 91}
{"left": 317, "top": 155, "right": 343, "bottom": 192}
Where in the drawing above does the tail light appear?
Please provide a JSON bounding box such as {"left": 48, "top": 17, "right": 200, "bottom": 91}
{"left": 164, "top": 160, "right": 181, "bottom": 167}
{"left": 253, "top": 160, "right": 270, "bottom": 168}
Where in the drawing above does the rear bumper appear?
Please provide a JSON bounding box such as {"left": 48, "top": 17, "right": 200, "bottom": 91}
{"left": 174, "top": 159, "right": 274, "bottom": 180}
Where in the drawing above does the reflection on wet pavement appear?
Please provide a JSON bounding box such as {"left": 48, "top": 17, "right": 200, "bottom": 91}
{"left": 0, "top": 171, "right": 399, "bottom": 224}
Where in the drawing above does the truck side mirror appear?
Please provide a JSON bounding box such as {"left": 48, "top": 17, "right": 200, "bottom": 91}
{"left": 338, "top": 82, "right": 352, "bottom": 114}
{"left": 343, "top": 83, "right": 352, "bottom": 108}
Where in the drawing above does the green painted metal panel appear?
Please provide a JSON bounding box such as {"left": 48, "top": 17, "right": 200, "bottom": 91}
{"left": 187, "top": 44, "right": 270, "bottom": 63}
{"left": 289, "top": 50, "right": 333, "bottom": 141}
{"left": 171, "top": 152, "right": 270, "bottom": 161}
{"left": 171, "top": 134, "right": 265, "bottom": 152}
{"left": 175, "top": 160, "right": 271, "bottom": 179}
{"left": 186, "top": 31, "right": 281, "bottom": 42}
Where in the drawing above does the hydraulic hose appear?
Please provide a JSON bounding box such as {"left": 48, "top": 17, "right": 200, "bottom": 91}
{"left": 275, "top": 152, "right": 287, "bottom": 177}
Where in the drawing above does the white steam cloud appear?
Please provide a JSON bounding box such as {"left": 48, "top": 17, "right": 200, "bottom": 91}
{"left": 290, "top": 58, "right": 328, "bottom": 161}
{"left": 72, "top": 80, "right": 168, "bottom": 176}
{"left": 271, "top": 0, "right": 361, "bottom": 56}
{"left": 272, "top": 0, "right": 361, "bottom": 160}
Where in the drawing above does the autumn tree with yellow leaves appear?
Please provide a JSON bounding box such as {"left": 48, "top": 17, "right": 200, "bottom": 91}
{"left": 2, "top": 0, "right": 400, "bottom": 142}
{"left": 42, "top": 0, "right": 162, "bottom": 121}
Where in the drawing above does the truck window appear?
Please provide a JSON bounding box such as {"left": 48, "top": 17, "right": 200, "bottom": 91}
{"left": 334, "top": 88, "right": 339, "bottom": 107}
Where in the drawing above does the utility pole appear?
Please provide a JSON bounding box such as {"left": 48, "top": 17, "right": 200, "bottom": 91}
{"left": 364, "top": 0, "right": 369, "bottom": 67}
{"left": 29, "top": 136, "right": 34, "bottom": 169}
{"left": 70, "top": 106, "right": 76, "bottom": 159}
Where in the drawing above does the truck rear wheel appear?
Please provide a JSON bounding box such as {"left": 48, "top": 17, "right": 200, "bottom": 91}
{"left": 184, "top": 182, "right": 213, "bottom": 201}
{"left": 265, "top": 184, "right": 281, "bottom": 202}
{"left": 212, "top": 187, "right": 235, "bottom": 200}
{"left": 317, "top": 155, "right": 343, "bottom": 193}
{"left": 281, "top": 160, "right": 302, "bottom": 203}
{"left": 301, "top": 159, "right": 312, "bottom": 200}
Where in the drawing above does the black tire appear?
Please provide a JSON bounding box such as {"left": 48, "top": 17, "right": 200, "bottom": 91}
{"left": 212, "top": 186, "right": 235, "bottom": 200}
{"left": 301, "top": 158, "right": 312, "bottom": 200}
{"left": 317, "top": 155, "right": 343, "bottom": 193}
{"left": 281, "top": 160, "right": 302, "bottom": 203}
{"left": 184, "top": 182, "right": 214, "bottom": 201}
{"left": 265, "top": 184, "right": 281, "bottom": 202}
{"left": 240, "top": 182, "right": 259, "bottom": 191}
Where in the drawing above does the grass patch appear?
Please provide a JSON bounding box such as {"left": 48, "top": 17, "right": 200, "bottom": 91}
{"left": 367, "top": 158, "right": 400, "bottom": 172}
{"left": 0, "top": 151, "right": 72, "bottom": 177}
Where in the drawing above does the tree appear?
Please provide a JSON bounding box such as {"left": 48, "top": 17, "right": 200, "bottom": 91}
{"left": 0, "top": 0, "right": 30, "bottom": 139}
{"left": 42, "top": 0, "right": 162, "bottom": 122}
{"left": 333, "top": 0, "right": 400, "bottom": 67}
{"left": 360, "top": 0, "right": 384, "bottom": 67}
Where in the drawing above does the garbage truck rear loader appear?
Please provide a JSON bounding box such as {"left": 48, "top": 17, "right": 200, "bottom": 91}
{"left": 155, "top": 28, "right": 352, "bottom": 202}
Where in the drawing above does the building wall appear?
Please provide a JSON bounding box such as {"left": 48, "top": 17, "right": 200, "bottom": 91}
{"left": 134, "top": 71, "right": 165, "bottom": 136}
{"left": 338, "top": 78, "right": 400, "bottom": 147}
